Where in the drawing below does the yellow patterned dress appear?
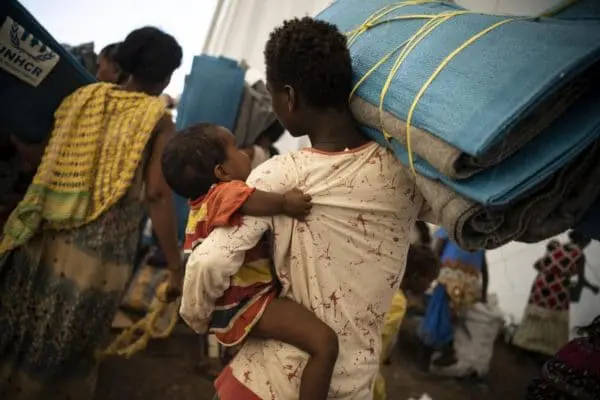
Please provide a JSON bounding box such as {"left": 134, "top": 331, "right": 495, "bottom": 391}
{"left": 0, "top": 83, "right": 165, "bottom": 399}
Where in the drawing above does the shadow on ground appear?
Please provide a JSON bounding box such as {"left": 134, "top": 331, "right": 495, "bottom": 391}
{"left": 96, "top": 320, "right": 540, "bottom": 400}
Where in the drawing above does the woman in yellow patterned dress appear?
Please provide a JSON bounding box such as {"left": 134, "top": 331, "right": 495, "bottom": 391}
{"left": 0, "top": 27, "right": 183, "bottom": 399}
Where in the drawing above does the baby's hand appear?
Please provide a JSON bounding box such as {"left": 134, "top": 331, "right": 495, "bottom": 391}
{"left": 282, "top": 188, "right": 312, "bottom": 220}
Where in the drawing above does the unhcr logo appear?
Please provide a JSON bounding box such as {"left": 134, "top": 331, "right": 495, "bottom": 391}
{"left": 0, "top": 17, "right": 60, "bottom": 87}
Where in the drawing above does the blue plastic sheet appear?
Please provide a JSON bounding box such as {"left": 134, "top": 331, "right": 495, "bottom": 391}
{"left": 175, "top": 55, "right": 245, "bottom": 131}
{"left": 0, "top": 0, "right": 95, "bottom": 143}
{"left": 317, "top": 0, "right": 600, "bottom": 156}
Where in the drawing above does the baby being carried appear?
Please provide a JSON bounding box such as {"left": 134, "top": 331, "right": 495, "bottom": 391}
{"left": 162, "top": 123, "right": 339, "bottom": 400}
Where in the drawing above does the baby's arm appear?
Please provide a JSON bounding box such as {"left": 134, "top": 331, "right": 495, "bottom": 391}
{"left": 241, "top": 188, "right": 312, "bottom": 220}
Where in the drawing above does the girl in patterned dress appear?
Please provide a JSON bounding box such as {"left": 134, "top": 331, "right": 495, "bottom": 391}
{"left": 162, "top": 123, "right": 339, "bottom": 400}
{"left": 513, "top": 231, "right": 592, "bottom": 359}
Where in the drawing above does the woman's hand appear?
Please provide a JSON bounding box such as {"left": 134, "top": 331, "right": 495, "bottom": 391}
{"left": 163, "top": 266, "right": 184, "bottom": 302}
{"left": 282, "top": 188, "right": 312, "bottom": 220}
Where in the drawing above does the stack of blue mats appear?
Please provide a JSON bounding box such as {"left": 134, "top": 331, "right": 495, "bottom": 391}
{"left": 317, "top": 0, "right": 600, "bottom": 244}
{"left": 0, "top": 0, "right": 95, "bottom": 143}
{"left": 367, "top": 88, "right": 600, "bottom": 206}
{"left": 318, "top": 0, "right": 600, "bottom": 159}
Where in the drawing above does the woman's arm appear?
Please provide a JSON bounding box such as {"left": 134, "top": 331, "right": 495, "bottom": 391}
{"left": 145, "top": 117, "right": 182, "bottom": 296}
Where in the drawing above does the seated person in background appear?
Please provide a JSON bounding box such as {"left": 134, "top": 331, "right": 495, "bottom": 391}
{"left": 162, "top": 123, "right": 339, "bottom": 400}
{"left": 374, "top": 244, "right": 440, "bottom": 400}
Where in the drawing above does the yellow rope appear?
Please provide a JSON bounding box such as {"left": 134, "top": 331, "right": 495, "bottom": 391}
{"left": 346, "top": 1, "right": 442, "bottom": 46}
{"left": 378, "top": 11, "right": 470, "bottom": 143}
{"left": 403, "top": 18, "right": 517, "bottom": 174}
{"left": 346, "top": 2, "right": 519, "bottom": 175}
{"left": 98, "top": 281, "right": 179, "bottom": 359}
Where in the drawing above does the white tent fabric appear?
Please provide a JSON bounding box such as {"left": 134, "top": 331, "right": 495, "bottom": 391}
{"left": 202, "top": 0, "right": 334, "bottom": 153}
{"left": 203, "top": 0, "right": 334, "bottom": 75}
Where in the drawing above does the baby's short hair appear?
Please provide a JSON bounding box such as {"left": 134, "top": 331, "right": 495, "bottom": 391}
{"left": 161, "top": 123, "right": 225, "bottom": 199}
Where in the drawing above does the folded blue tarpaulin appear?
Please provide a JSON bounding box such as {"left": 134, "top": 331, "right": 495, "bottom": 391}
{"left": 175, "top": 55, "right": 245, "bottom": 131}
{"left": 317, "top": 0, "right": 600, "bottom": 157}
{"left": 0, "top": 0, "right": 95, "bottom": 143}
{"left": 365, "top": 88, "right": 600, "bottom": 206}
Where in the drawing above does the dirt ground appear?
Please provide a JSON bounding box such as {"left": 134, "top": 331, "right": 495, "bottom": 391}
{"left": 95, "top": 319, "right": 540, "bottom": 400}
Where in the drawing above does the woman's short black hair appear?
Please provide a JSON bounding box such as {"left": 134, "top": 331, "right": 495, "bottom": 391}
{"left": 264, "top": 17, "right": 353, "bottom": 110}
{"left": 161, "top": 123, "right": 226, "bottom": 200}
{"left": 115, "top": 27, "right": 182, "bottom": 84}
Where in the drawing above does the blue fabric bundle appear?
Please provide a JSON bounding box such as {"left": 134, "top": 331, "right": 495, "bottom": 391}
{"left": 316, "top": 0, "right": 600, "bottom": 243}
{"left": 175, "top": 55, "right": 245, "bottom": 131}
{"left": 317, "top": 0, "right": 600, "bottom": 157}
{"left": 366, "top": 88, "right": 600, "bottom": 206}
{"left": 0, "top": 0, "right": 95, "bottom": 143}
